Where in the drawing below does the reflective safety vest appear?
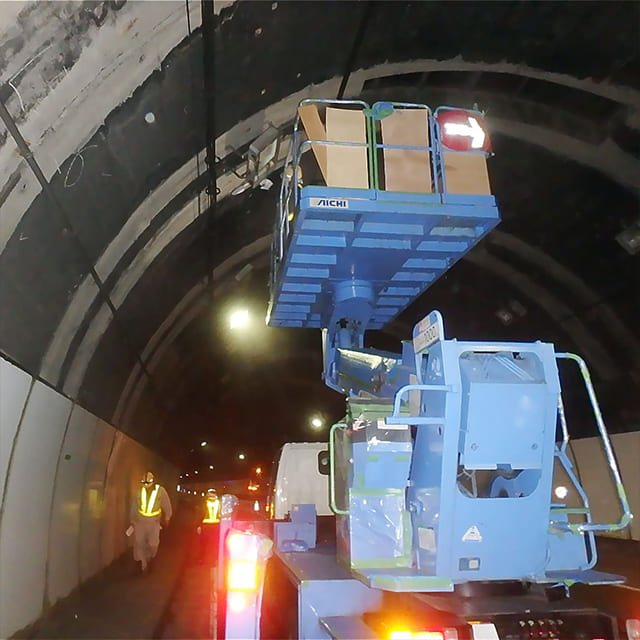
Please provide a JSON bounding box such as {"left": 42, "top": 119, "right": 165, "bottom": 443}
{"left": 203, "top": 497, "right": 220, "bottom": 523}
{"left": 139, "top": 484, "right": 161, "bottom": 517}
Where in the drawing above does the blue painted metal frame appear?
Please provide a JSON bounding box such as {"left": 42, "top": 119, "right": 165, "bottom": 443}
{"left": 267, "top": 99, "right": 498, "bottom": 335}
{"left": 269, "top": 185, "right": 498, "bottom": 330}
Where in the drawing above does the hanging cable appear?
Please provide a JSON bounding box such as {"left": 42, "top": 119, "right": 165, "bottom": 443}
{"left": 185, "top": 0, "right": 203, "bottom": 224}
{"left": 201, "top": 0, "right": 218, "bottom": 300}
{"left": 336, "top": 0, "right": 375, "bottom": 100}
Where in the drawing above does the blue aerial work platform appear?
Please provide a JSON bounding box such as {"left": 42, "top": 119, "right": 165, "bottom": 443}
{"left": 267, "top": 100, "right": 500, "bottom": 396}
{"left": 265, "top": 98, "right": 631, "bottom": 588}
{"left": 217, "top": 99, "right": 635, "bottom": 639}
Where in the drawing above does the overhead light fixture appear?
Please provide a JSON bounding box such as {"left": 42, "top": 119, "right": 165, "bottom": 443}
{"left": 230, "top": 308, "right": 249, "bottom": 330}
{"left": 234, "top": 264, "right": 253, "bottom": 282}
{"left": 248, "top": 124, "right": 280, "bottom": 173}
{"left": 231, "top": 181, "right": 251, "bottom": 196}
{"left": 201, "top": 441, "right": 207, "bottom": 447}
{"left": 230, "top": 124, "right": 282, "bottom": 196}
{"left": 616, "top": 220, "right": 640, "bottom": 255}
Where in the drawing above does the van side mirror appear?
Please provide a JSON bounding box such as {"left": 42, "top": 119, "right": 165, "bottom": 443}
{"left": 317, "top": 450, "right": 329, "bottom": 476}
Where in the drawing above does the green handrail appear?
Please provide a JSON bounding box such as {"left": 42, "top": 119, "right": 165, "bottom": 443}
{"left": 555, "top": 352, "right": 633, "bottom": 533}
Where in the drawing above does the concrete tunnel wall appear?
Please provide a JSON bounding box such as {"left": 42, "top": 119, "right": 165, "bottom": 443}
{"left": 0, "top": 2, "right": 639, "bottom": 637}
{"left": 0, "top": 355, "right": 178, "bottom": 639}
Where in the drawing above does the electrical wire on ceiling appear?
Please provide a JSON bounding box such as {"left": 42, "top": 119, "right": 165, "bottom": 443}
{"left": 201, "top": 0, "right": 218, "bottom": 301}
{"left": 336, "top": 0, "right": 375, "bottom": 100}
{"left": 185, "top": 0, "right": 203, "bottom": 226}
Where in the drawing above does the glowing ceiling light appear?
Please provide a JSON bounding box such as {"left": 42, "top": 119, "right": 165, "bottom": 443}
{"left": 311, "top": 416, "right": 323, "bottom": 429}
{"left": 209, "top": 464, "right": 214, "bottom": 470}
{"left": 200, "top": 441, "right": 207, "bottom": 447}
{"left": 238, "top": 453, "right": 246, "bottom": 460}
{"left": 229, "top": 309, "right": 249, "bottom": 330}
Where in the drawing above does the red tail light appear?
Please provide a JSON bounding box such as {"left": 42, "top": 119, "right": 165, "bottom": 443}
{"left": 226, "top": 531, "right": 258, "bottom": 591}
{"left": 436, "top": 109, "right": 492, "bottom": 153}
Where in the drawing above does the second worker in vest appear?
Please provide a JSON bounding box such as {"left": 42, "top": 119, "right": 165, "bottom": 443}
{"left": 196, "top": 489, "right": 220, "bottom": 565}
{"left": 130, "top": 471, "right": 172, "bottom": 573}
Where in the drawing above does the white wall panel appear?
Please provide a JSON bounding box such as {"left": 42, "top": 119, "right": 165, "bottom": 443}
{"left": 78, "top": 419, "right": 115, "bottom": 582}
{"left": 0, "top": 357, "right": 32, "bottom": 504}
{"left": 0, "top": 381, "right": 72, "bottom": 639}
{"left": 47, "top": 405, "right": 99, "bottom": 606}
{"left": 101, "top": 432, "right": 137, "bottom": 567}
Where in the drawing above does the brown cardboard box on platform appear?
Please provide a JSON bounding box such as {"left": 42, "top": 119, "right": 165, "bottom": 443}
{"left": 443, "top": 151, "right": 491, "bottom": 195}
{"left": 298, "top": 104, "right": 369, "bottom": 189}
{"left": 381, "top": 108, "right": 432, "bottom": 193}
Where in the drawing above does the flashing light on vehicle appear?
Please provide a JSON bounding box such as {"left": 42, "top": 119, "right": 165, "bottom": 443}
{"left": 436, "top": 109, "right": 491, "bottom": 153}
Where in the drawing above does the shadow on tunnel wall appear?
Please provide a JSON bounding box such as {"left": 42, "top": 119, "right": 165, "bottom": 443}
{"left": 0, "top": 356, "right": 177, "bottom": 638}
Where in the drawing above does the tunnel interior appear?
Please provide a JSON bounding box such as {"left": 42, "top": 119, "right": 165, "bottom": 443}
{"left": 0, "top": 1, "right": 638, "bottom": 637}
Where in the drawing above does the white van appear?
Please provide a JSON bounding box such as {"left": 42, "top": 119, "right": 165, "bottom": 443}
{"left": 268, "top": 442, "right": 331, "bottom": 520}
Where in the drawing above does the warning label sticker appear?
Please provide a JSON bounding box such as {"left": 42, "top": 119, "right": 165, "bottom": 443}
{"left": 462, "top": 525, "right": 482, "bottom": 542}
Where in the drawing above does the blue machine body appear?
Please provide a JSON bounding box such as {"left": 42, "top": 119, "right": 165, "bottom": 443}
{"left": 265, "top": 99, "right": 631, "bottom": 598}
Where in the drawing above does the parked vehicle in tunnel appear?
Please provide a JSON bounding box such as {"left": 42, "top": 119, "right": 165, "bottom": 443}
{"left": 217, "top": 99, "right": 636, "bottom": 639}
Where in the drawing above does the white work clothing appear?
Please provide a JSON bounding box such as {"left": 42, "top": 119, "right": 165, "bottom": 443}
{"left": 130, "top": 484, "right": 172, "bottom": 570}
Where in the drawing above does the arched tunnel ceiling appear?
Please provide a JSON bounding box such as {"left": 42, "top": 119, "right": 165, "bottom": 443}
{"left": 0, "top": 0, "right": 638, "bottom": 475}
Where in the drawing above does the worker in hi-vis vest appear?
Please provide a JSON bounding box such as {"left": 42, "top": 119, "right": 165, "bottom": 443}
{"left": 129, "top": 471, "right": 172, "bottom": 573}
{"left": 203, "top": 488, "right": 220, "bottom": 523}
{"left": 196, "top": 488, "right": 220, "bottom": 565}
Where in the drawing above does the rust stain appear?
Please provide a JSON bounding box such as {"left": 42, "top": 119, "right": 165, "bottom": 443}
{"left": 124, "top": 17, "right": 138, "bottom": 34}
